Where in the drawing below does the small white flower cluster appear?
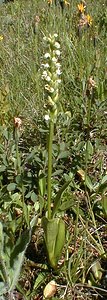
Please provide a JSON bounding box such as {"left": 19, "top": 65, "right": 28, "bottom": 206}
{"left": 42, "top": 34, "right": 61, "bottom": 118}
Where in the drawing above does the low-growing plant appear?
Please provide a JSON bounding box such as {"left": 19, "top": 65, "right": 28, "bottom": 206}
{"left": 0, "top": 216, "right": 38, "bottom": 300}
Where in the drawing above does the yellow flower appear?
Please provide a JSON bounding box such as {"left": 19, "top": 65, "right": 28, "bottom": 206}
{"left": 86, "top": 14, "right": 92, "bottom": 26}
{"left": 0, "top": 35, "right": 3, "bottom": 41}
{"left": 64, "top": 0, "right": 70, "bottom": 6}
{"left": 47, "top": 0, "right": 52, "bottom": 4}
{"left": 77, "top": 3, "right": 85, "bottom": 13}
{"left": 78, "top": 13, "right": 93, "bottom": 29}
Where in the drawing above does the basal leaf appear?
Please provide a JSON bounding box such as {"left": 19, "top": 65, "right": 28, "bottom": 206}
{"left": 9, "top": 229, "right": 31, "bottom": 290}
{"left": 0, "top": 282, "right": 8, "bottom": 296}
{"left": 42, "top": 217, "right": 65, "bottom": 269}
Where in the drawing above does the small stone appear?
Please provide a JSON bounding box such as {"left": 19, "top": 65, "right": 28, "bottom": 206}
{"left": 43, "top": 280, "right": 57, "bottom": 299}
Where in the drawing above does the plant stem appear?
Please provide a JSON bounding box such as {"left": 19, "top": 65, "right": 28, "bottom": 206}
{"left": 74, "top": 199, "right": 79, "bottom": 252}
{"left": 15, "top": 128, "right": 21, "bottom": 174}
{"left": 47, "top": 119, "right": 54, "bottom": 219}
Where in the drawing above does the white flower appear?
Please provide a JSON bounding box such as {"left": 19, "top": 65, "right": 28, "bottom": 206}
{"left": 54, "top": 42, "right": 60, "bottom": 49}
{"left": 52, "top": 57, "right": 57, "bottom": 63}
{"left": 45, "top": 85, "right": 54, "bottom": 93}
{"left": 55, "top": 50, "right": 60, "bottom": 56}
{"left": 42, "top": 70, "right": 48, "bottom": 76}
{"left": 57, "top": 79, "right": 61, "bottom": 84}
{"left": 46, "top": 75, "right": 51, "bottom": 82}
{"left": 42, "top": 71, "right": 48, "bottom": 79}
{"left": 44, "top": 53, "right": 51, "bottom": 59}
{"left": 44, "top": 114, "right": 50, "bottom": 121}
{"left": 49, "top": 87, "right": 54, "bottom": 93}
{"left": 56, "top": 63, "right": 61, "bottom": 68}
{"left": 54, "top": 33, "right": 58, "bottom": 38}
{"left": 43, "top": 36, "right": 47, "bottom": 41}
{"left": 44, "top": 63, "right": 50, "bottom": 68}
{"left": 56, "top": 68, "right": 61, "bottom": 75}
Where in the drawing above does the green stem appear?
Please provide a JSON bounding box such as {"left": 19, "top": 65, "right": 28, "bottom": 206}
{"left": 15, "top": 128, "right": 21, "bottom": 174}
{"left": 47, "top": 119, "right": 54, "bottom": 219}
{"left": 87, "top": 97, "right": 91, "bottom": 129}
{"left": 74, "top": 199, "right": 79, "bottom": 252}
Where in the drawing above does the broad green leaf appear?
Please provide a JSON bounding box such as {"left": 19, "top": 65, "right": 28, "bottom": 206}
{"left": 85, "top": 175, "right": 93, "bottom": 192}
{"left": 42, "top": 217, "right": 65, "bottom": 269}
{"left": 88, "top": 272, "right": 98, "bottom": 286}
{"left": 85, "top": 141, "right": 93, "bottom": 161}
{"left": 10, "top": 192, "right": 21, "bottom": 203}
{"left": 31, "top": 192, "right": 37, "bottom": 202}
{"left": 101, "top": 175, "right": 107, "bottom": 185}
{"left": 23, "top": 203, "right": 30, "bottom": 227}
{"left": 52, "top": 180, "right": 71, "bottom": 217}
{"left": 7, "top": 183, "right": 16, "bottom": 192}
{"left": 9, "top": 229, "right": 31, "bottom": 290}
{"left": 52, "top": 169, "right": 63, "bottom": 176}
{"left": 59, "top": 198, "right": 74, "bottom": 211}
{"left": 57, "top": 151, "right": 70, "bottom": 160}
{"left": 98, "top": 183, "right": 107, "bottom": 194}
{"left": 0, "top": 222, "right": 4, "bottom": 252}
{"left": 39, "top": 175, "right": 46, "bottom": 197}
{"left": 0, "top": 224, "right": 10, "bottom": 286}
{"left": 98, "top": 175, "right": 107, "bottom": 194}
{"left": 33, "top": 272, "right": 46, "bottom": 290}
{"left": 38, "top": 195, "right": 44, "bottom": 214}
{"left": 26, "top": 149, "right": 36, "bottom": 161}
{"left": 15, "top": 175, "right": 22, "bottom": 185}
{"left": 0, "top": 165, "right": 6, "bottom": 172}
{"left": 42, "top": 217, "right": 57, "bottom": 265}
{"left": 60, "top": 142, "right": 66, "bottom": 151}
{"left": 53, "top": 219, "right": 65, "bottom": 265}
{"left": 0, "top": 282, "right": 7, "bottom": 296}
{"left": 30, "top": 214, "right": 38, "bottom": 230}
{"left": 0, "top": 255, "right": 9, "bottom": 285}
{"left": 87, "top": 141, "right": 93, "bottom": 156}
{"left": 102, "top": 196, "right": 107, "bottom": 216}
{"left": 25, "top": 191, "right": 31, "bottom": 199}
{"left": 34, "top": 202, "right": 40, "bottom": 212}
{"left": 91, "top": 260, "right": 102, "bottom": 280}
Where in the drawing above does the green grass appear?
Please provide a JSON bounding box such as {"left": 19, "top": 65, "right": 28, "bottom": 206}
{"left": 0, "top": 0, "right": 107, "bottom": 299}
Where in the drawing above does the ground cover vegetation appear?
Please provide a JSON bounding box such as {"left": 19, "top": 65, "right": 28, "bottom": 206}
{"left": 0, "top": 0, "right": 107, "bottom": 299}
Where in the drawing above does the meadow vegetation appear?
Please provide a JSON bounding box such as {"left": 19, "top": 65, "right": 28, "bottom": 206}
{"left": 0, "top": 0, "right": 107, "bottom": 299}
